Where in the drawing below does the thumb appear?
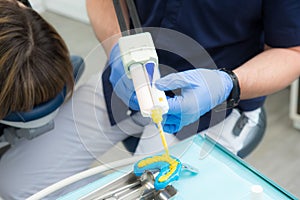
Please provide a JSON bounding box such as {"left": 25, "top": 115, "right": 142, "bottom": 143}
{"left": 155, "top": 73, "right": 193, "bottom": 91}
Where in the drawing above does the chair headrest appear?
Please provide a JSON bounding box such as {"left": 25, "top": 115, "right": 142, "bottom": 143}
{"left": 0, "top": 55, "right": 85, "bottom": 128}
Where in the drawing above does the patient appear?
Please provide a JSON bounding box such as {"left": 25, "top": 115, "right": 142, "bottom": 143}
{"left": 0, "top": 0, "right": 76, "bottom": 198}
{"left": 0, "top": 0, "right": 74, "bottom": 120}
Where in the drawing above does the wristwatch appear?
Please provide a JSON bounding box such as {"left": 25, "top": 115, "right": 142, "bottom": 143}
{"left": 220, "top": 68, "right": 240, "bottom": 108}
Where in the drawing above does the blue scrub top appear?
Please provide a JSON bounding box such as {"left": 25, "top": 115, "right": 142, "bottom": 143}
{"left": 102, "top": 0, "right": 300, "bottom": 137}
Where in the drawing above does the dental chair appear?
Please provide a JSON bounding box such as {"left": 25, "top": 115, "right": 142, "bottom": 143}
{"left": 0, "top": 55, "right": 85, "bottom": 154}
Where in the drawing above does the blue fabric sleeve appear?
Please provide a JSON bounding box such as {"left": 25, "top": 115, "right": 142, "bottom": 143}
{"left": 264, "top": 0, "right": 300, "bottom": 47}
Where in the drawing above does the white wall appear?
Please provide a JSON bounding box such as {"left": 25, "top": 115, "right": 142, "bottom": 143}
{"left": 29, "top": 0, "right": 46, "bottom": 13}
{"left": 30, "top": 0, "right": 90, "bottom": 24}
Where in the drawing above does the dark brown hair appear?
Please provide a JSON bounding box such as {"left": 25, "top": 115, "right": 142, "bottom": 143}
{"left": 0, "top": 0, "right": 74, "bottom": 119}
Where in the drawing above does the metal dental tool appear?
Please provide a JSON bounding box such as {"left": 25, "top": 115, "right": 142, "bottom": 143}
{"left": 78, "top": 164, "right": 199, "bottom": 200}
{"left": 79, "top": 171, "right": 177, "bottom": 200}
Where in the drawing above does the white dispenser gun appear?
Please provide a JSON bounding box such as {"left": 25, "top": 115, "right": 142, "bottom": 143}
{"left": 118, "top": 32, "right": 169, "bottom": 117}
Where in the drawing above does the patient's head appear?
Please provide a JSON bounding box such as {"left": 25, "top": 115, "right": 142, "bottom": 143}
{"left": 0, "top": 0, "right": 74, "bottom": 119}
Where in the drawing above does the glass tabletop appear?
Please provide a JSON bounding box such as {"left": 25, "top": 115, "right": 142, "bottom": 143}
{"left": 58, "top": 135, "right": 297, "bottom": 200}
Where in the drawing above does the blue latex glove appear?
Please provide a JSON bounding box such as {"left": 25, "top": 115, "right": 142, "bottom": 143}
{"left": 109, "top": 44, "right": 139, "bottom": 110}
{"left": 155, "top": 68, "right": 233, "bottom": 133}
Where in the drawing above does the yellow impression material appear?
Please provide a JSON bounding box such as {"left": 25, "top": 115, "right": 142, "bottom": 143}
{"left": 137, "top": 153, "right": 180, "bottom": 182}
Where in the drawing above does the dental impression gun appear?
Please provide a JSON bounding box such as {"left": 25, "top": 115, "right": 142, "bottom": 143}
{"left": 118, "top": 32, "right": 169, "bottom": 117}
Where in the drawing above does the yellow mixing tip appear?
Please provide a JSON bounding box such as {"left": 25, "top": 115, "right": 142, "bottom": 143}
{"left": 151, "top": 108, "right": 170, "bottom": 156}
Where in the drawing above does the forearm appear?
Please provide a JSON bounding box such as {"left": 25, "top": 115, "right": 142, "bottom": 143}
{"left": 86, "top": 0, "right": 129, "bottom": 56}
{"left": 233, "top": 46, "right": 300, "bottom": 99}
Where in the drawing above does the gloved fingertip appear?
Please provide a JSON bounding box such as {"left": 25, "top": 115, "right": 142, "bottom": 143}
{"left": 163, "top": 125, "right": 177, "bottom": 134}
{"left": 155, "top": 73, "right": 178, "bottom": 90}
{"left": 155, "top": 81, "right": 168, "bottom": 91}
{"left": 167, "top": 96, "right": 182, "bottom": 114}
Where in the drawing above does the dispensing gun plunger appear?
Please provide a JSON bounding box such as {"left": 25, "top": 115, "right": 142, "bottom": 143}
{"left": 118, "top": 32, "right": 170, "bottom": 155}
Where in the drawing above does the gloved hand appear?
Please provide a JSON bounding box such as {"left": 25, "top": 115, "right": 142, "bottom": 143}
{"left": 109, "top": 44, "right": 140, "bottom": 110}
{"left": 155, "top": 68, "right": 233, "bottom": 133}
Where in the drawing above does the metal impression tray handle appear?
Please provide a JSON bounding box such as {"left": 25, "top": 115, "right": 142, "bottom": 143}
{"left": 79, "top": 171, "right": 177, "bottom": 200}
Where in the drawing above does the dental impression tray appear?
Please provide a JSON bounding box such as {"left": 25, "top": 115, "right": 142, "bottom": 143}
{"left": 79, "top": 154, "right": 198, "bottom": 200}
{"left": 133, "top": 154, "right": 182, "bottom": 190}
